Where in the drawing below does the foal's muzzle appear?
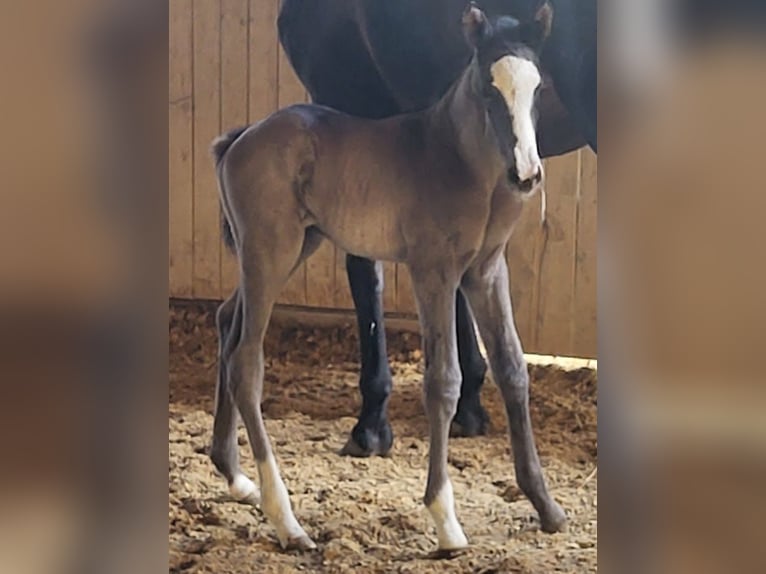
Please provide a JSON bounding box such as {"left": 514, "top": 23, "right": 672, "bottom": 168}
{"left": 509, "top": 165, "right": 544, "bottom": 194}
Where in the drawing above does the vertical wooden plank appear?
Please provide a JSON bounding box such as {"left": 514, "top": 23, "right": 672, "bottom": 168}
{"left": 534, "top": 151, "right": 580, "bottom": 356}
{"left": 396, "top": 264, "right": 417, "bottom": 315}
{"left": 383, "top": 262, "right": 397, "bottom": 312}
{"left": 220, "top": 0, "right": 250, "bottom": 297}
{"left": 192, "top": 0, "right": 222, "bottom": 299}
{"left": 333, "top": 250, "right": 355, "bottom": 309}
{"left": 169, "top": 0, "right": 194, "bottom": 298}
{"left": 275, "top": 12, "right": 307, "bottom": 306}
{"left": 306, "top": 241, "right": 336, "bottom": 308}
{"left": 248, "top": 0, "right": 278, "bottom": 122}
{"left": 572, "top": 149, "right": 597, "bottom": 358}
{"left": 505, "top": 190, "right": 545, "bottom": 352}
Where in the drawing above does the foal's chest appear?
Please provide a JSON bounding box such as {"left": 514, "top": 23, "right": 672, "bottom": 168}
{"left": 482, "top": 184, "right": 525, "bottom": 247}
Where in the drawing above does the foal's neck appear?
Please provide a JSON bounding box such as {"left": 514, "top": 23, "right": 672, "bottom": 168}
{"left": 427, "top": 54, "right": 505, "bottom": 184}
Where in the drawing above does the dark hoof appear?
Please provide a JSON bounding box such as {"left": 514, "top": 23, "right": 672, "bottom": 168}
{"left": 427, "top": 547, "right": 469, "bottom": 560}
{"left": 283, "top": 534, "right": 317, "bottom": 552}
{"left": 450, "top": 402, "right": 489, "bottom": 437}
{"left": 339, "top": 423, "right": 393, "bottom": 457}
{"left": 540, "top": 502, "right": 568, "bottom": 534}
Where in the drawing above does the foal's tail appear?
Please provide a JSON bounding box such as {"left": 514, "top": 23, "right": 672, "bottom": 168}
{"left": 211, "top": 125, "right": 249, "bottom": 253}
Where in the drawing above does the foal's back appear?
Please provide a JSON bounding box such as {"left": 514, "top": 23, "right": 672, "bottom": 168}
{"left": 223, "top": 103, "right": 490, "bottom": 264}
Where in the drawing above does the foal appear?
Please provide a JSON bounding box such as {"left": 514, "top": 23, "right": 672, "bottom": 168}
{"left": 210, "top": 3, "right": 566, "bottom": 552}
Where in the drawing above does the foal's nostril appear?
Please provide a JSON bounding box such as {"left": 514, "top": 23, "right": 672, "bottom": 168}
{"left": 516, "top": 167, "right": 543, "bottom": 192}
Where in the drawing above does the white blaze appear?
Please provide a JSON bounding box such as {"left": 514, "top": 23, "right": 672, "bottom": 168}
{"left": 490, "top": 55, "right": 543, "bottom": 184}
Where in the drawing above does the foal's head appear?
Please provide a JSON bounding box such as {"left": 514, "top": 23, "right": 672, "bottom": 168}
{"left": 462, "top": 2, "right": 553, "bottom": 194}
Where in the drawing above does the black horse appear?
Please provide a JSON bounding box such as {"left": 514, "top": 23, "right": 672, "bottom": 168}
{"left": 277, "top": 0, "right": 596, "bottom": 456}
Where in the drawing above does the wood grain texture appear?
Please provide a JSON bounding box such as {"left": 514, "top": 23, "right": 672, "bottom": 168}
{"left": 506, "top": 187, "right": 546, "bottom": 353}
{"left": 220, "top": 0, "right": 250, "bottom": 297}
{"left": 169, "top": 0, "right": 194, "bottom": 298}
{"left": 191, "top": 0, "right": 222, "bottom": 298}
{"left": 534, "top": 152, "right": 580, "bottom": 356}
{"left": 333, "top": 251, "right": 355, "bottom": 309}
{"left": 573, "top": 149, "right": 597, "bottom": 357}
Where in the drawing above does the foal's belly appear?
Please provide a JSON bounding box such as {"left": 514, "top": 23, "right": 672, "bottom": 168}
{"left": 305, "top": 181, "right": 410, "bottom": 263}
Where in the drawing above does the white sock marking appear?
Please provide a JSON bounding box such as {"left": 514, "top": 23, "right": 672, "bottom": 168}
{"left": 257, "top": 454, "right": 314, "bottom": 549}
{"left": 427, "top": 480, "right": 468, "bottom": 550}
{"left": 230, "top": 473, "right": 260, "bottom": 505}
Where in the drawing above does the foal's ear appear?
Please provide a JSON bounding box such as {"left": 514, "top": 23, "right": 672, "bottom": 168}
{"left": 521, "top": 1, "right": 554, "bottom": 52}
{"left": 462, "top": 2, "right": 489, "bottom": 49}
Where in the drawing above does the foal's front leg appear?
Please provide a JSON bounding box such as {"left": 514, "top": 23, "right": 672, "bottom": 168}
{"left": 462, "top": 255, "right": 567, "bottom": 533}
{"left": 411, "top": 267, "right": 469, "bottom": 552}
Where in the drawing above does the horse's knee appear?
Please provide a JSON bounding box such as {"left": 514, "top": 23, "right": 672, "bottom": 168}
{"left": 424, "top": 365, "right": 462, "bottom": 420}
{"left": 495, "top": 359, "right": 529, "bottom": 402}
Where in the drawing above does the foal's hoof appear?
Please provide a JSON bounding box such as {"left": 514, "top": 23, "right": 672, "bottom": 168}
{"left": 450, "top": 403, "right": 489, "bottom": 437}
{"left": 282, "top": 534, "right": 317, "bottom": 552}
{"left": 428, "top": 546, "right": 469, "bottom": 560}
{"left": 540, "top": 503, "right": 568, "bottom": 534}
{"left": 339, "top": 423, "right": 393, "bottom": 457}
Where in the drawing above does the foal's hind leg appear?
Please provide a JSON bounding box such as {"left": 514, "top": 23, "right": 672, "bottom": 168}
{"left": 210, "top": 288, "right": 259, "bottom": 504}
{"left": 462, "top": 255, "right": 567, "bottom": 533}
{"left": 224, "top": 225, "right": 316, "bottom": 550}
{"left": 410, "top": 266, "right": 469, "bottom": 552}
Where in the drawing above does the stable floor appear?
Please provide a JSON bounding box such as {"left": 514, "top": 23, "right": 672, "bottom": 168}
{"left": 169, "top": 303, "right": 597, "bottom": 573}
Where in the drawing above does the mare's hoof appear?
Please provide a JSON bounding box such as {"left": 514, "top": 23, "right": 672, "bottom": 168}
{"left": 283, "top": 534, "right": 317, "bottom": 552}
{"left": 340, "top": 424, "right": 393, "bottom": 457}
{"left": 339, "top": 435, "right": 391, "bottom": 458}
{"left": 450, "top": 403, "right": 489, "bottom": 437}
{"left": 540, "top": 503, "right": 568, "bottom": 534}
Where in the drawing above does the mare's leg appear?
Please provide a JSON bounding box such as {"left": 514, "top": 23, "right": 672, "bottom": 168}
{"left": 461, "top": 254, "right": 567, "bottom": 533}
{"left": 341, "top": 255, "right": 394, "bottom": 457}
{"left": 342, "top": 256, "right": 490, "bottom": 454}
{"left": 210, "top": 288, "right": 259, "bottom": 504}
{"left": 410, "top": 266, "right": 469, "bottom": 552}
{"left": 452, "top": 291, "right": 489, "bottom": 437}
{"left": 221, "top": 224, "right": 316, "bottom": 550}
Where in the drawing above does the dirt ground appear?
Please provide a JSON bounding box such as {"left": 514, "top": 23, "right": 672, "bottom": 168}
{"left": 169, "top": 302, "right": 597, "bottom": 573}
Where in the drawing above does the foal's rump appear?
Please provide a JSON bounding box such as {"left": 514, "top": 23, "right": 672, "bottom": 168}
{"left": 212, "top": 109, "right": 320, "bottom": 255}
{"left": 213, "top": 103, "right": 410, "bottom": 263}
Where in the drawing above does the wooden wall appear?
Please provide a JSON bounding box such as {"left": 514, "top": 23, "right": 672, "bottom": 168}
{"left": 169, "top": 0, "right": 597, "bottom": 358}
